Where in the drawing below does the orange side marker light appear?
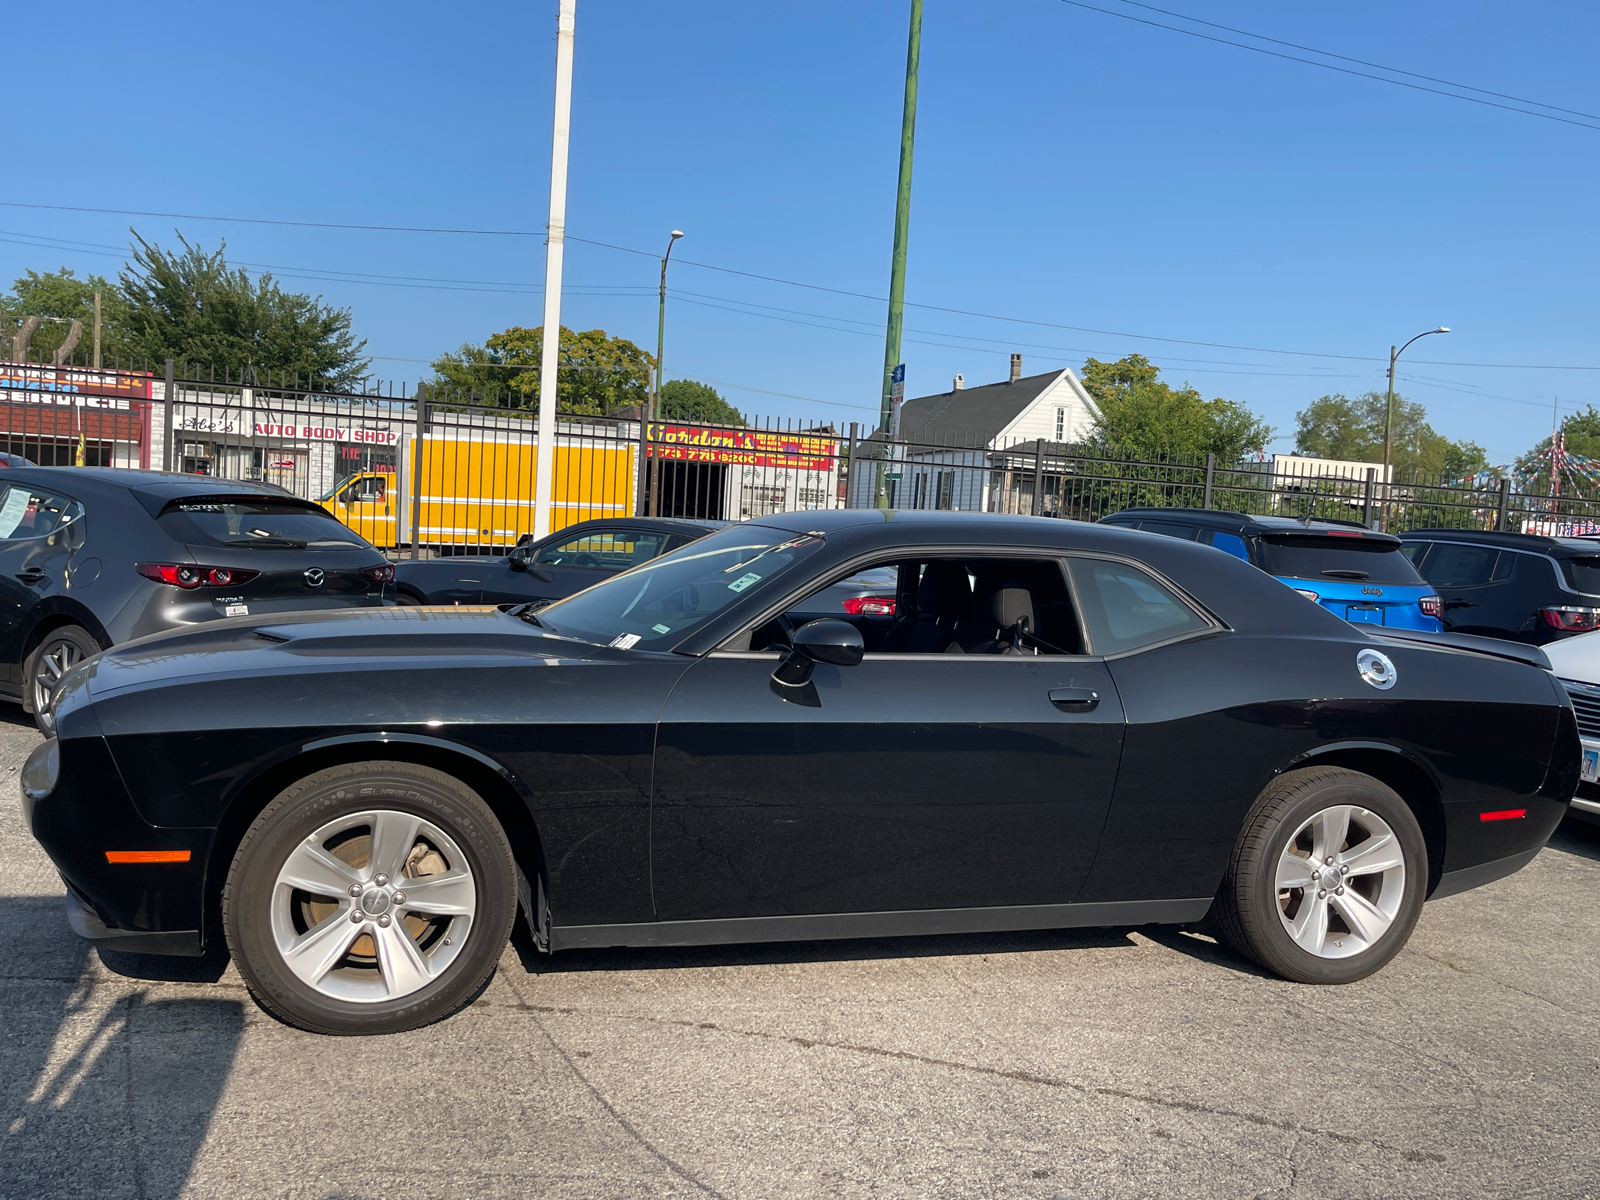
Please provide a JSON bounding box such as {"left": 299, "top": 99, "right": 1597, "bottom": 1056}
{"left": 1478, "top": 809, "right": 1527, "bottom": 823}
{"left": 105, "top": 850, "right": 191, "bottom": 864}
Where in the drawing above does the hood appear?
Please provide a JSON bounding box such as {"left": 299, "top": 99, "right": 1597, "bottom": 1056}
{"left": 1544, "top": 628, "right": 1600, "bottom": 685}
{"left": 75, "top": 604, "right": 626, "bottom": 703}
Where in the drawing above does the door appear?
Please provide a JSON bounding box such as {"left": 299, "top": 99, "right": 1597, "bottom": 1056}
{"left": 481, "top": 526, "right": 672, "bottom": 605}
{"left": 0, "top": 484, "right": 83, "bottom": 685}
{"left": 331, "top": 473, "right": 396, "bottom": 548}
{"left": 650, "top": 651, "right": 1125, "bottom": 921}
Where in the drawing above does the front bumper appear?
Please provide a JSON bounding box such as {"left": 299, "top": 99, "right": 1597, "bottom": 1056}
{"left": 24, "top": 734, "right": 212, "bottom": 957}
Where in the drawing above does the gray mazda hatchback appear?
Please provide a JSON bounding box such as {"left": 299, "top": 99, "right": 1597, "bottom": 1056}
{"left": 0, "top": 468, "right": 392, "bottom": 731}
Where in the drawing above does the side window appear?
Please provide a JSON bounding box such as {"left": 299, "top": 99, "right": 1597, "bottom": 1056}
{"left": 534, "top": 529, "right": 668, "bottom": 569}
{"left": 1208, "top": 531, "right": 1249, "bottom": 561}
{"left": 1399, "top": 542, "right": 1428, "bottom": 565}
{"left": 1139, "top": 521, "right": 1199, "bottom": 540}
{"left": 1068, "top": 558, "right": 1211, "bottom": 655}
{"left": 1418, "top": 543, "right": 1497, "bottom": 588}
{"left": 0, "top": 486, "right": 81, "bottom": 541}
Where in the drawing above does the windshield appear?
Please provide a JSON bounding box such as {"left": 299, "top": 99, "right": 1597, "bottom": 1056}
{"left": 1257, "top": 535, "right": 1426, "bottom": 585}
{"left": 535, "top": 523, "right": 825, "bottom": 650}
{"left": 159, "top": 499, "right": 371, "bottom": 550}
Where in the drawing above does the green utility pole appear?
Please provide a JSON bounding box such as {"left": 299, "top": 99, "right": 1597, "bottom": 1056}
{"left": 875, "top": 0, "right": 921, "bottom": 509}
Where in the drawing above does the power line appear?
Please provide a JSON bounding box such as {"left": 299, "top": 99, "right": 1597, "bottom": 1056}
{"left": 1114, "top": 0, "right": 1600, "bottom": 122}
{"left": 1057, "top": 0, "right": 1600, "bottom": 132}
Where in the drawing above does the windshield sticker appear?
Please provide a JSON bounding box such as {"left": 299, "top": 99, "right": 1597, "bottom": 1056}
{"left": 609, "top": 633, "right": 641, "bottom": 649}
{"left": 652, "top": 623, "right": 671, "bottom": 634}
{"left": 0, "top": 488, "right": 29, "bottom": 539}
{"left": 727, "top": 572, "right": 762, "bottom": 593}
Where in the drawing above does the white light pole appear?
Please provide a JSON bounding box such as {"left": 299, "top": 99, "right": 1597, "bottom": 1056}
{"left": 532, "top": 0, "right": 577, "bottom": 542}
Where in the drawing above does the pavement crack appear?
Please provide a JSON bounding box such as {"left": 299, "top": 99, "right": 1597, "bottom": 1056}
{"left": 500, "top": 997, "right": 1445, "bottom": 1164}
{"left": 498, "top": 973, "right": 734, "bottom": 1200}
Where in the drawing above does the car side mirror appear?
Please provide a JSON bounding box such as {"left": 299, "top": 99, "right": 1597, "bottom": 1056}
{"left": 508, "top": 553, "right": 528, "bottom": 573}
{"left": 772, "top": 619, "right": 864, "bottom": 692}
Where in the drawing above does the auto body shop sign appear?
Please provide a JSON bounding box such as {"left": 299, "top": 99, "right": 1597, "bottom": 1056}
{"left": 648, "top": 424, "right": 835, "bottom": 471}
{"left": 253, "top": 419, "right": 399, "bottom": 445}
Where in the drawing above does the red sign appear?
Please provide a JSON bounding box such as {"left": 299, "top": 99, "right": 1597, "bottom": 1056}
{"left": 648, "top": 424, "right": 834, "bottom": 471}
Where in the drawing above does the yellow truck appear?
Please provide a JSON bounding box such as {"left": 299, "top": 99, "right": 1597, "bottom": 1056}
{"left": 321, "top": 433, "right": 636, "bottom": 550}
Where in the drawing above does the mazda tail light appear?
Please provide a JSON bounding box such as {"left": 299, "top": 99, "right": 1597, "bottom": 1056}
{"left": 1540, "top": 606, "right": 1600, "bottom": 632}
{"left": 1419, "top": 594, "right": 1442, "bottom": 618}
{"left": 360, "top": 564, "right": 396, "bottom": 584}
{"left": 842, "top": 596, "right": 896, "bottom": 617}
{"left": 136, "top": 564, "right": 260, "bottom": 589}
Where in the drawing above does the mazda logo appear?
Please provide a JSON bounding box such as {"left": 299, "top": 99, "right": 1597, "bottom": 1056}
{"left": 303, "top": 568, "right": 325, "bottom": 589}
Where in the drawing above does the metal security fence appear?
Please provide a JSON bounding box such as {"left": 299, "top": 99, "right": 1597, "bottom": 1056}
{"left": 7, "top": 358, "right": 1599, "bottom": 546}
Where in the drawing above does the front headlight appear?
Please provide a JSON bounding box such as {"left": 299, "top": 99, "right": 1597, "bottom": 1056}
{"left": 21, "top": 737, "right": 59, "bottom": 801}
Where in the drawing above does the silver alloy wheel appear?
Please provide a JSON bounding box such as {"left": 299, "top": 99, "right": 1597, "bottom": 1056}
{"left": 1274, "top": 804, "right": 1406, "bottom": 959}
{"left": 31, "top": 637, "right": 85, "bottom": 731}
{"left": 270, "top": 809, "right": 477, "bottom": 1003}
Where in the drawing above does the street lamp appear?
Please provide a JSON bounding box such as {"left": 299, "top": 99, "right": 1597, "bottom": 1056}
{"left": 1381, "top": 325, "right": 1449, "bottom": 530}
{"left": 653, "top": 230, "right": 684, "bottom": 424}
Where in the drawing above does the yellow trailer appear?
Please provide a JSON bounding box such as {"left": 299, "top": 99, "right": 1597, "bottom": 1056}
{"left": 321, "top": 433, "right": 636, "bottom": 550}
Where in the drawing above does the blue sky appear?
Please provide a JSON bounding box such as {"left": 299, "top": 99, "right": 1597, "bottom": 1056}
{"left": 6, "top": 0, "right": 1599, "bottom": 464}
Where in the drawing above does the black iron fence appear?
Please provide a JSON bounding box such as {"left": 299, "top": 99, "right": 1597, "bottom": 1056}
{"left": 4, "top": 358, "right": 1598, "bottom": 548}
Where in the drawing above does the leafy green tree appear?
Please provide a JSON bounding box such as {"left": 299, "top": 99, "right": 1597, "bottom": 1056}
{"left": 429, "top": 325, "right": 651, "bottom": 416}
{"left": 1081, "top": 354, "right": 1273, "bottom": 462}
{"left": 659, "top": 379, "right": 744, "bottom": 425}
{"left": 1294, "top": 391, "right": 1487, "bottom": 480}
{"left": 1, "top": 268, "right": 134, "bottom": 365}
{"left": 118, "top": 233, "right": 369, "bottom": 387}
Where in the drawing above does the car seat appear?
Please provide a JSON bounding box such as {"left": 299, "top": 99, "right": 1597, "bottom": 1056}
{"left": 878, "top": 561, "right": 971, "bottom": 653}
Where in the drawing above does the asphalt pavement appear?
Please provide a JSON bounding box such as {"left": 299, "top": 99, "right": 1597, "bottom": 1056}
{"left": 2, "top": 709, "right": 1597, "bottom": 1200}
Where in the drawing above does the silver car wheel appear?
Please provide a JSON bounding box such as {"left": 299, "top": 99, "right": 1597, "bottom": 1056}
{"left": 269, "top": 809, "right": 477, "bottom": 1003}
{"left": 31, "top": 637, "right": 86, "bottom": 731}
{"left": 1274, "top": 804, "right": 1406, "bottom": 960}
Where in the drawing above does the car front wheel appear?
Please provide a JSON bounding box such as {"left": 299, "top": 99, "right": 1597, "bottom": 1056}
{"left": 223, "top": 761, "right": 517, "bottom": 1035}
{"left": 1215, "top": 767, "right": 1426, "bottom": 984}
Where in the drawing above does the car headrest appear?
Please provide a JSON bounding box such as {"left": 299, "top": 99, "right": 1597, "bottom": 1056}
{"left": 976, "top": 582, "right": 1035, "bottom": 632}
{"left": 917, "top": 562, "right": 972, "bottom": 618}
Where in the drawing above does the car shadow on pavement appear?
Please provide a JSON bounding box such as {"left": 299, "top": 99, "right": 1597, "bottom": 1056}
{"left": 509, "top": 914, "right": 1140, "bottom": 977}
{"left": 1551, "top": 816, "right": 1600, "bottom": 863}
{"left": 0, "top": 894, "right": 243, "bottom": 1199}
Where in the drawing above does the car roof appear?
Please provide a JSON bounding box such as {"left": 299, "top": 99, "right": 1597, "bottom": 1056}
{"left": 1099, "top": 507, "right": 1398, "bottom": 544}
{"left": 0, "top": 467, "right": 296, "bottom": 502}
{"left": 1399, "top": 527, "right": 1600, "bottom": 557}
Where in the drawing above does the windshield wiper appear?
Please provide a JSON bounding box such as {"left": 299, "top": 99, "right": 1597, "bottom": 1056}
{"left": 507, "top": 601, "right": 549, "bottom": 628}
{"left": 1321, "top": 569, "right": 1370, "bottom": 580}
{"left": 225, "top": 536, "right": 306, "bottom": 549}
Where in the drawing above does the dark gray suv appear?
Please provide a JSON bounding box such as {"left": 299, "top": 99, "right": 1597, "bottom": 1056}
{"left": 0, "top": 468, "right": 393, "bottom": 731}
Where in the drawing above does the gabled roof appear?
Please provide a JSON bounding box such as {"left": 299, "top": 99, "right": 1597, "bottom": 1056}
{"left": 897, "top": 370, "right": 1070, "bottom": 444}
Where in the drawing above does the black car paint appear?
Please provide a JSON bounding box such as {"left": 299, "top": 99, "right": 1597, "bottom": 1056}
{"left": 1400, "top": 528, "right": 1600, "bottom": 645}
{"left": 0, "top": 468, "right": 390, "bottom": 708}
{"left": 392, "top": 517, "right": 724, "bottom": 606}
{"left": 26, "top": 510, "right": 1577, "bottom": 958}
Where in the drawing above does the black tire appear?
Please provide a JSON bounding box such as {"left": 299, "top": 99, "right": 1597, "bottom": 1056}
{"left": 395, "top": 591, "right": 426, "bottom": 606}
{"left": 25, "top": 624, "right": 101, "bottom": 735}
{"left": 223, "top": 761, "right": 517, "bottom": 1035}
{"left": 1215, "top": 767, "right": 1427, "bottom": 984}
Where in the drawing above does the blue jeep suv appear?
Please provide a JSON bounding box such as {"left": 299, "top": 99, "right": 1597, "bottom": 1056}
{"left": 1098, "top": 508, "right": 1443, "bottom": 631}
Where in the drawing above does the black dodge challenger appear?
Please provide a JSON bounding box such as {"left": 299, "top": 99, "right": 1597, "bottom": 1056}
{"left": 23, "top": 510, "right": 1579, "bottom": 1035}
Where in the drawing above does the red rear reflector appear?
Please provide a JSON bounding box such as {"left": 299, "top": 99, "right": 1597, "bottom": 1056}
{"left": 105, "top": 850, "right": 192, "bottom": 863}
{"left": 1478, "top": 809, "right": 1527, "bottom": 822}
{"left": 842, "top": 596, "right": 896, "bottom": 617}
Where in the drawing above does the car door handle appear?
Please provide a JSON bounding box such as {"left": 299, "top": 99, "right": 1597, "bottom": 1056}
{"left": 1048, "top": 687, "right": 1099, "bottom": 712}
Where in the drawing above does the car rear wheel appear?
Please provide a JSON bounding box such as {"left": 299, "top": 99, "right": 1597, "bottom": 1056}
{"left": 1215, "top": 767, "right": 1426, "bottom": 984}
{"left": 26, "top": 625, "right": 100, "bottom": 735}
{"left": 395, "top": 591, "right": 425, "bottom": 606}
{"left": 223, "top": 761, "right": 517, "bottom": 1035}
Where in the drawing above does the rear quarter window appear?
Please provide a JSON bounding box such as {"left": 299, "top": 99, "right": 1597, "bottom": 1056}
{"left": 1068, "top": 558, "right": 1212, "bottom": 655}
{"left": 1564, "top": 556, "right": 1600, "bottom": 595}
{"left": 1416, "top": 542, "right": 1497, "bottom": 588}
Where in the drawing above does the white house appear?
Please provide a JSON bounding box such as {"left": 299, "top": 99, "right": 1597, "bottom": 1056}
{"left": 850, "top": 357, "right": 1102, "bottom": 512}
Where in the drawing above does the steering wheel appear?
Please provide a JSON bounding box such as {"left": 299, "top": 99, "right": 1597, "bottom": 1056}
{"left": 573, "top": 553, "right": 600, "bottom": 567}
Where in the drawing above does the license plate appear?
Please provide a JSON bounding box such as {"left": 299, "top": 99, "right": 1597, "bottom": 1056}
{"left": 1584, "top": 749, "right": 1599, "bottom": 783}
{"left": 1345, "top": 605, "right": 1383, "bottom": 624}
